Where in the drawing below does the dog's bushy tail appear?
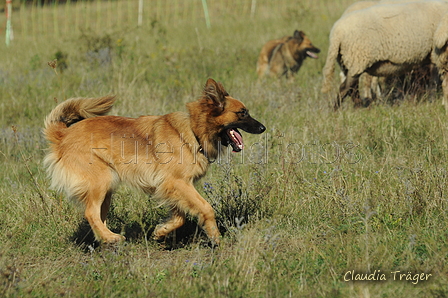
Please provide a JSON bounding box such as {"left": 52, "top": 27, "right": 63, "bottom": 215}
{"left": 44, "top": 96, "right": 116, "bottom": 143}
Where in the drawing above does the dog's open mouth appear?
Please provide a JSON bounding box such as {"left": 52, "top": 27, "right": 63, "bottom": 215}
{"left": 221, "top": 128, "right": 244, "bottom": 152}
{"left": 306, "top": 50, "right": 319, "bottom": 59}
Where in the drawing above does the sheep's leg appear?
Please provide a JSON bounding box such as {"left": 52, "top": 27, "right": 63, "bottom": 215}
{"left": 359, "top": 74, "right": 371, "bottom": 99}
{"left": 351, "top": 81, "right": 362, "bottom": 108}
{"left": 361, "top": 74, "right": 378, "bottom": 106}
{"left": 370, "top": 76, "right": 380, "bottom": 101}
{"left": 335, "top": 74, "right": 359, "bottom": 110}
{"left": 429, "top": 64, "right": 440, "bottom": 94}
{"left": 442, "top": 74, "right": 448, "bottom": 112}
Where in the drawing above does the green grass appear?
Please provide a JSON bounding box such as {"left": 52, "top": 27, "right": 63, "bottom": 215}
{"left": 1, "top": 0, "right": 448, "bottom": 297}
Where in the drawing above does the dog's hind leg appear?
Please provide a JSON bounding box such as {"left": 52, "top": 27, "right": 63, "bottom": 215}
{"left": 84, "top": 186, "right": 124, "bottom": 244}
{"left": 154, "top": 180, "right": 220, "bottom": 245}
{"left": 101, "top": 191, "right": 113, "bottom": 227}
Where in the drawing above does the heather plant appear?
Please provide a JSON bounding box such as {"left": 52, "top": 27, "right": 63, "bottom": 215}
{"left": 203, "top": 164, "right": 273, "bottom": 234}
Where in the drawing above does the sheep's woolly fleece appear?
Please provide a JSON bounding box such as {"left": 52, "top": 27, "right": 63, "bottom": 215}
{"left": 321, "top": 1, "right": 448, "bottom": 94}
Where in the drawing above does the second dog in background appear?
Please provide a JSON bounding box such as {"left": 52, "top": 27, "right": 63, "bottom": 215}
{"left": 257, "top": 30, "right": 320, "bottom": 79}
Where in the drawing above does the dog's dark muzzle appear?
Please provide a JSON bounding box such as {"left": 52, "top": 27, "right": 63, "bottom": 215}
{"left": 251, "top": 123, "right": 266, "bottom": 134}
{"left": 220, "top": 117, "right": 266, "bottom": 152}
{"left": 306, "top": 47, "right": 320, "bottom": 59}
{"left": 240, "top": 118, "right": 266, "bottom": 134}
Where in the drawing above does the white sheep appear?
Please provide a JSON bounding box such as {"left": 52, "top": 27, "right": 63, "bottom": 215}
{"left": 339, "top": 1, "right": 380, "bottom": 100}
{"left": 339, "top": 1, "right": 402, "bottom": 99}
{"left": 342, "top": 0, "right": 419, "bottom": 17}
{"left": 342, "top": 1, "right": 378, "bottom": 15}
{"left": 432, "top": 12, "right": 448, "bottom": 107}
{"left": 338, "top": 0, "right": 443, "bottom": 102}
{"left": 322, "top": 1, "right": 448, "bottom": 109}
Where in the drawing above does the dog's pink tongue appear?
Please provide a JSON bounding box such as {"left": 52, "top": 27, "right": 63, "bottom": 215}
{"left": 307, "top": 51, "right": 318, "bottom": 59}
{"left": 231, "top": 129, "right": 244, "bottom": 151}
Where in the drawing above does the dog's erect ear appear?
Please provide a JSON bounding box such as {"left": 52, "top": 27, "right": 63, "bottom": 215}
{"left": 203, "top": 78, "right": 229, "bottom": 109}
{"left": 293, "top": 30, "right": 304, "bottom": 43}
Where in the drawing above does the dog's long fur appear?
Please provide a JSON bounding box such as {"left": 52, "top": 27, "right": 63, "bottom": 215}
{"left": 43, "top": 78, "right": 265, "bottom": 245}
{"left": 256, "top": 30, "right": 320, "bottom": 78}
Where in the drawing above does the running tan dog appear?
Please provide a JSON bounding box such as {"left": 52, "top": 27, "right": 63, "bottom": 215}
{"left": 257, "top": 30, "right": 320, "bottom": 78}
{"left": 43, "top": 78, "right": 266, "bottom": 245}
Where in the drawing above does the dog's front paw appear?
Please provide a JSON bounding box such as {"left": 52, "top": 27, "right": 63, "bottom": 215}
{"left": 101, "top": 233, "right": 125, "bottom": 244}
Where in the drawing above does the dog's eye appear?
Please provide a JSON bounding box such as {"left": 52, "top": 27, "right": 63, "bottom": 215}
{"left": 237, "top": 109, "right": 248, "bottom": 118}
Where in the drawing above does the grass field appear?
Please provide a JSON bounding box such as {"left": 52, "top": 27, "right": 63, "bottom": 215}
{"left": 1, "top": 0, "right": 448, "bottom": 297}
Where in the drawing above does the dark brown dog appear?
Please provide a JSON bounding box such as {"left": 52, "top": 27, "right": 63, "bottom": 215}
{"left": 43, "top": 78, "right": 266, "bottom": 245}
{"left": 257, "top": 30, "right": 320, "bottom": 78}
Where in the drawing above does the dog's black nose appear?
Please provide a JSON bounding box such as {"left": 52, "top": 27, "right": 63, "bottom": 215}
{"left": 259, "top": 124, "right": 266, "bottom": 133}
